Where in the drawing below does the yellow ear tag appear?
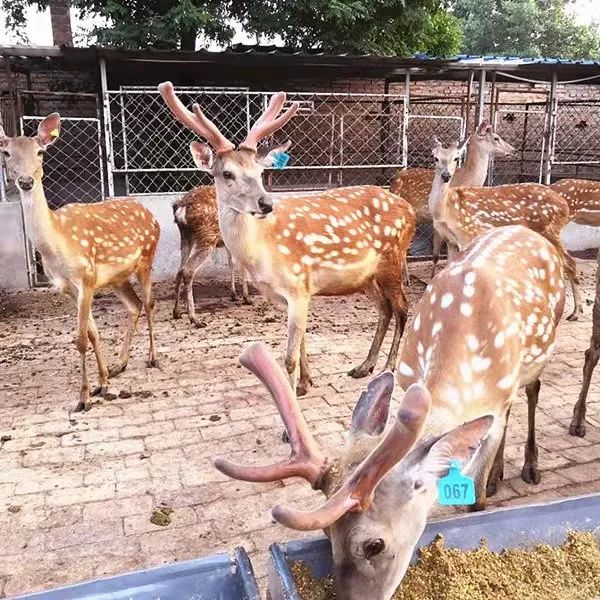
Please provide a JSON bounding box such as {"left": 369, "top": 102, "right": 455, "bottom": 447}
{"left": 50, "top": 128, "right": 60, "bottom": 138}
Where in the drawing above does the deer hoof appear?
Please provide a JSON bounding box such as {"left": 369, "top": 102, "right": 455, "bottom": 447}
{"left": 91, "top": 385, "right": 108, "bottom": 397}
{"left": 173, "top": 309, "right": 182, "bottom": 320}
{"left": 467, "top": 501, "right": 487, "bottom": 513}
{"left": 147, "top": 358, "right": 160, "bottom": 369}
{"left": 569, "top": 420, "right": 587, "bottom": 438}
{"left": 521, "top": 464, "right": 541, "bottom": 485}
{"left": 566, "top": 312, "right": 579, "bottom": 322}
{"left": 191, "top": 318, "right": 208, "bottom": 329}
{"left": 296, "top": 383, "right": 311, "bottom": 397}
{"left": 281, "top": 430, "right": 290, "bottom": 444}
{"left": 73, "top": 399, "right": 92, "bottom": 413}
{"left": 242, "top": 297, "right": 252, "bottom": 305}
{"left": 486, "top": 481, "right": 498, "bottom": 497}
{"left": 108, "top": 364, "right": 126, "bottom": 378}
{"left": 348, "top": 364, "right": 374, "bottom": 379}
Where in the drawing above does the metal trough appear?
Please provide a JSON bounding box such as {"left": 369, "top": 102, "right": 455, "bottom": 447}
{"left": 268, "top": 493, "right": 600, "bottom": 600}
{"left": 14, "top": 547, "right": 260, "bottom": 600}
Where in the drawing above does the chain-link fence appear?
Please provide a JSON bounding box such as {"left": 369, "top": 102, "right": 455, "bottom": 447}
{"left": 552, "top": 100, "right": 600, "bottom": 181}
{"left": 105, "top": 89, "right": 407, "bottom": 196}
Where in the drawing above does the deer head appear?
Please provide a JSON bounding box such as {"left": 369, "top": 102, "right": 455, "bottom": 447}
{"left": 215, "top": 343, "right": 494, "bottom": 600}
{"left": 0, "top": 114, "right": 60, "bottom": 193}
{"left": 431, "top": 137, "right": 467, "bottom": 183}
{"left": 472, "top": 120, "right": 517, "bottom": 158}
{"left": 159, "top": 82, "right": 298, "bottom": 218}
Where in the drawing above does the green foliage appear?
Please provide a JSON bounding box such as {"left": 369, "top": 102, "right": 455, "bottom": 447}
{"left": 453, "top": 0, "right": 600, "bottom": 59}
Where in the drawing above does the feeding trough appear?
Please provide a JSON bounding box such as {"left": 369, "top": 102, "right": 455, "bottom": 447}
{"left": 14, "top": 547, "right": 260, "bottom": 600}
{"left": 268, "top": 493, "right": 600, "bottom": 600}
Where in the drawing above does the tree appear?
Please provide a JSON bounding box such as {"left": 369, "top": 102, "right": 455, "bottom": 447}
{"left": 453, "top": 0, "right": 600, "bottom": 59}
{"left": 1, "top": 0, "right": 463, "bottom": 55}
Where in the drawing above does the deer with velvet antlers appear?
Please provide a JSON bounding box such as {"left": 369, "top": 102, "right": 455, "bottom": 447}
{"left": 159, "top": 82, "right": 416, "bottom": 395}
{"left": 0, "top": 114, "right": 160, "bottom": 412}
{"left": 391, "top": 121, "right": 516, "bottom": 276}
{"left": 214, "top": 225, "right": 565, "bottom": 600}
{"left": 429, "top": 138, "right": 582, "bottom": 320}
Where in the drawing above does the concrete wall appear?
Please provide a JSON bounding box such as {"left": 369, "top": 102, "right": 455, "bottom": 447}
{"left": 0, "top": 202, "right": 29, "bottom": 289}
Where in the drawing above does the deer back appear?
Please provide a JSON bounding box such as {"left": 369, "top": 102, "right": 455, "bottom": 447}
{"left": 389, "top": 168, "right": 434, "bottom": 222}
{"left": 398, "top": 225, "right": 565, "bottom": 434}
{"left": 551, "top": 179, "right": 600, "bottom": 223}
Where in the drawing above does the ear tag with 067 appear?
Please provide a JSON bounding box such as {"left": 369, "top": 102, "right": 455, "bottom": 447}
{"left": 437, "top": 459, "right": 476, "bottom": 506}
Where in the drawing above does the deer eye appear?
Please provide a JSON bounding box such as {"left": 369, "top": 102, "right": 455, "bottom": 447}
{"left": 363, "top": 539, "right": 385, "bottom": 559}
{"left": 454, "top": 157, "right": 460, "bottom": 163}
{"left": 414, "top": 479, "right": 424, "bottom": 491}
{"left": 222, "top": 170, "right": 235, "bottom": 181}
{"left": 494, "top": 136, "right": 500, "bottom": 142}
{"left": 37, "top": 149, "right": 45, "bottom": 156}
{"left": 2, "top": 150, "right": 9, "bottom": 158}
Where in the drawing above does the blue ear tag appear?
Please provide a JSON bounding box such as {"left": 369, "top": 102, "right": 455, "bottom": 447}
{"left": 272, "top": 151, "right": 290, "bottom": 170}
{"left": 437, "top": 459, "right": 476, "bottom": 506}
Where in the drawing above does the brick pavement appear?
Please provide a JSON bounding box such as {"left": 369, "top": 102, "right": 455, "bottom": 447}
{"left": 1, "top": 262, "right": 600, "bottom": 597}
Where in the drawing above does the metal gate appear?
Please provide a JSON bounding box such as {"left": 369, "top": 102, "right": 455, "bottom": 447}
{"left": 104, "top": 88, "right": 408, "bottom": 196}
{"left": 20, "top": 115, "right": 105, "bottom": 285}
{"left": 491, "top": 104, "right": 549, "bottom": 185}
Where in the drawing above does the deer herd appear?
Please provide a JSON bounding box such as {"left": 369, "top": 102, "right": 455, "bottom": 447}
{"left": 2, "top": 84, "right": 600, "bottom": 599}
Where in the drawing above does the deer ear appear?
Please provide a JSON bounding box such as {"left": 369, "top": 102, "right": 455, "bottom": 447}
{"left": 420, "top": 415, "right": 494, "bottom": 479}
{"left": 257, "top": 140, "right": 292, "bottom": 167}
{"left": 350, "top": 371, "right": 394, "bottom": 436}
{"left": 190, "top": 141, "right": 214, "bottom": 172}
{"left": 37, "top": 113, "right": 60, "bottom": 147}
{"left": 431, "top": 136, "right": 442, "bottom": 151}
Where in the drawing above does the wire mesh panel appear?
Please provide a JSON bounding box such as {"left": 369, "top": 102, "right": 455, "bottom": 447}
{"left": 552, "top": 100, "right": 600, "bottom": 181}
{"left": 21, "top": 116, "right": 105, "bottom": 208}
{"left": 106, "top": 89, "right": 407, "bottom": 195}
{"left": 490, "top": 106, "right": 547, "bottom": 185}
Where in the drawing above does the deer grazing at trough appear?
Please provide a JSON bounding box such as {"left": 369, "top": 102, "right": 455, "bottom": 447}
{"left": 172, "top": 185, "right": 248, "bottom": 327}
{"left": 0, "top": 114, "right": 160, "bottom": 412}
{"left": 214, "top": 226, "right": 565, "bottom": 600}
{"left": 551, "top": 179, "right": 600, "bottom": 437}
{"left": 159, "top": 82, "right": 416, "bottom": 395}
{"left": 390, "top": 121, "right": 516, "bottom": 275}
{"left": 429, "top": 138, "right": 582, "bottom": 320}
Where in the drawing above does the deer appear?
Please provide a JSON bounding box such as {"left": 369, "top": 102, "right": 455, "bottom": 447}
{"left": 390, "top": 121, "right": 516, "bottom": 276}
{"left": 214, "top": 225, "right": 565, "bottom": 600}
{"left": 0, "top": 114, "right": 160, "bottom": 412}
{"left": 158, "top": 82, "right": 416, "bottom": 396}
{"left": 428, "top": 138, "right": 582, "bottom": 321}
{"left": 172, "top": 185, "right": 249, "bottom": 328}
{"left": 550, "top": 179, "right": 600, "bottom": 437}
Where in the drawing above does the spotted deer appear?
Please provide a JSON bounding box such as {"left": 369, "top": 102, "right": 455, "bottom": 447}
{"left": 0, "top": 114, "right": 160, "bottom": 412}
{"left": 552, "top": 179, "right": 600, "bottom": 437}
{"left": 390, "top": 122, "right": 516, "bottom": 275}
{"left": 429, "top": 139, "right": 582, "bottom": 320}
{"left": 172, "top": 185, "right": 248, "bottom": 328}
{"left": 159, "top": 82, "right": 416, "bottom": 395}
{"left": 214, "top": 225, "right": 565, "bottom": 600}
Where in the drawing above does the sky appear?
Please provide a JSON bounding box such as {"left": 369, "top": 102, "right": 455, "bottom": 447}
{"left": 0, "top": 0, "right": 597, "bottom": 47}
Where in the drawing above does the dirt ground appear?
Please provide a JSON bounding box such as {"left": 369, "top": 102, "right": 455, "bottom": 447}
{"left": 1, "top": 260, "right": 600, "bottom": 597}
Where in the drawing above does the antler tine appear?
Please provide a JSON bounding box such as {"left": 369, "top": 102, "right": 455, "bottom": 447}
{"left": 272, "top": 384, "right": 431, "bottom": 531}
{"left": 214, "top": 343, "right": 327, "bottom": 488}
{"left": 240, "top": 92, "right": 299, "bottom": 152}
{"left": 158, "top": 81, "right": 234, "bottom": 155}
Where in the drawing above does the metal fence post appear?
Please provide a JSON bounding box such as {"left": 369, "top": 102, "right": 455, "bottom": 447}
{"left": 99, "top": 58, "right": 115, "bottom": 197}
{"left": 543, "top": 71, "right": 558, "bottom": 185}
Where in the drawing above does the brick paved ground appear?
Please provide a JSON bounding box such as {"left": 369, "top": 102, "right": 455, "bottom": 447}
{"left": 1, "top": 261, "right": 600, "bottom": 597}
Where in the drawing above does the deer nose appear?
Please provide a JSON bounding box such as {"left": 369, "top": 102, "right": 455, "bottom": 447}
{"left": 17, "top": 176, "right": 34, "bottom": 191}
{"left": 258, "top": 196, "right": 273, "bottom": 215}
{"left": 441, "top": 172, "right": 452, "bottom": 183}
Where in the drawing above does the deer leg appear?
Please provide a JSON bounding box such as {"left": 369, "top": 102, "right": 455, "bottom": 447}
{"left": 285, "top": 297, "right": 309, "bottom": 395}
{"left": 349, "top": 283, "right": 392, "bottom": 378}
{"left": 382, "top": 285, "right": 409, "bottom": 373}
{"left": 173, "top": 233, "right": 192, "bottom": 319}
{"left": 486, "top": 407, "right": 511, "bottom": 497}
{"left": 241, "top": 266, "right": 251, "bottom": 304}
{"left": 446, "top": 242, "right": 459, "bottom": 262}
{"left": 88, "top": 313, "right": 110, "bottom": 397}
{"left": 182, "top": 245, "right": 212, "bottom": 328}
{"left": 297, "top": 335, "right": 313, "bottom": 397}
{"left": 521, "top": 379, "right": 541, "bottom": 485}
{"left": 137, "top": 265, "right": 159, "bottom": 369}
{"left": 227, "top": 248, "right": 237, "bottom": 301}
{"left": 430, "top": 230, "right": 442, "bottom": 279}
{"left": 109, "top": 281, "right": 142, "bottom": 378}
{"left": 559, "top": 247, "right": 583, "bottom": 321}
{"left": 73, "top": 285, "right": 94, "bottom": 413}
{"left": 570, "top": 285, "right": 600, "bottom": 436}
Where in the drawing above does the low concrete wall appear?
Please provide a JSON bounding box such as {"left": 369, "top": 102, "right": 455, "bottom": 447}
{"left": 0, "top": 202, "right": 29, "bottom": 290}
